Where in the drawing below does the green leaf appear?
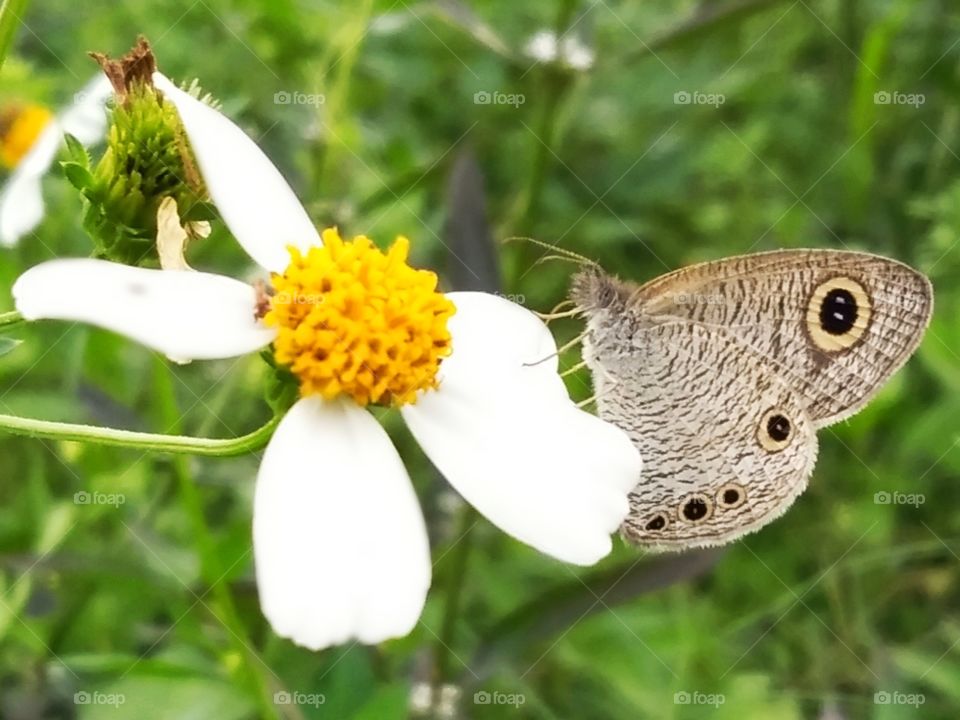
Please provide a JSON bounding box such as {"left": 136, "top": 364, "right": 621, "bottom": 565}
{"left": 77, "top": 675, "right": 255, "bottom": 720}
{"left": 63, "top": 132, "right": 92, "bottom": 166}
{"left": 0, "top": 336, "right": 21, "bottom": 357}
{"left": 62, "top": 161, "right": 96, "bottom": 191}
{"left": 353, "top": 683, "right": 410, "bottom": 720}
{"left": 0, "top": 0, "right": 30, "bottom": 72}
{"left": 262, "top": 351, "right": 299, "bottom": 415}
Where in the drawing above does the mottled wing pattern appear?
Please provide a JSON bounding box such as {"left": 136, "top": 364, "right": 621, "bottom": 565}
{"left": 629, "top": 250, "right": 933, "bottom": 427}
{"left": 572, "top": 249, "right": 932, "bottom": 549}
{"left": 582, "top": 314, "right": 817, "bottom": 549}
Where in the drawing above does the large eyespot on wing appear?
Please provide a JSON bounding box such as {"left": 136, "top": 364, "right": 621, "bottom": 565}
{"left": 611, "top": 322, "right": 818, "bottom": 551}
{"left": 783, "top": 256, "right": 931, "bottom": 426}
{"left": 804, "top": 275, "right": 871, "bottom": 352}
{"left": 630, "top": 249, "right": 933, "bottom": 427}
{"left": 757, "top": 408, "right": 793, "bottom": 452}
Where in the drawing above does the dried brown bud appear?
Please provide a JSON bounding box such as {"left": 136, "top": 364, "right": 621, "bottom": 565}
{"left": 89, "top": 35, "right": 157, "bottom": 104}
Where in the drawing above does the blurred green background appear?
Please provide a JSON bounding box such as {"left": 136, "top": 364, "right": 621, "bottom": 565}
{"left": 1, "top": 0, "right": 959, "bottom": 718}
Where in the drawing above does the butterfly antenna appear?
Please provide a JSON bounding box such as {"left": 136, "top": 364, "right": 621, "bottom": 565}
{"left": 504, "top": 236, "right": 598, "bottom": 267}
{"left": 534, "top": 254, "right": 587, "bottom": 268}
{"left": 535, "top": 299, "right": 583, "bottom": 322}
{"left": 523, "top": 331, "right": 588, "bottom": 367}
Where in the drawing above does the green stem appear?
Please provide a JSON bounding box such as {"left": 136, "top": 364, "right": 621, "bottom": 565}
{"left": 313, "top": 0, "right": 374, "bottom": 195}
{"left": 433, "top": 505, "right": 478, "bottom": 692}
{"left": 0, "top": 412, "right": 279, "bottom": 456}
{"left": 0, "top": 0, "right": 28, "bottom": 71}
{"left": 152, "top": 359, "right": 279, "bottom": 720}
{"left": 518, "top": 76, "right": 565, "bottom": 228}
{"left": 0, "top": 310, "right": 23, "bottom": 329}
{"left": 511, "top": 0, "right": 576, "bottom": 244}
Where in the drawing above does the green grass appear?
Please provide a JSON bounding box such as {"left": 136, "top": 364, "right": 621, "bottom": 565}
{"left": 1, "top": 1, "right": 959, "bottom": 718}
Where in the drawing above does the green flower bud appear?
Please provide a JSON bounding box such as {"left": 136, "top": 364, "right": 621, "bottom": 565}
{"left": 63, "top": 37, "right": 214, "bottom": 266}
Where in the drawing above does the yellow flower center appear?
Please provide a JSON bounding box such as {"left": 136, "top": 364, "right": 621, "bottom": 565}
{"left": 0, "top": 104, "right": 53, "bottom": 168}
{"left": 264, "top": 228, "right": 456, "bottom": 407}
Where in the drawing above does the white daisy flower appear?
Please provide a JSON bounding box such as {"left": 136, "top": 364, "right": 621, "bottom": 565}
{"left": 523, "top": 30, "right": 595, "bottom": 71}
{"left": 11, "top": 73, "right": 641, "bottom": 650}
{"left": 0, "top": 75, "right": 112, "bottom": 247}
{"left": 524, "top": 30, "right": 559, "bottom": 63}
{"left": 562, "top": 36, "right": 595, "bottom": 71}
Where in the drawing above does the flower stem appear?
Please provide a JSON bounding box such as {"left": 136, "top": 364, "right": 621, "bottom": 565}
{"left": 313, "top": 0, "right": 374, "bottom": 195}
{"left": 0, "top": 0, "right": 29, "bottom": 71}
{"left": 0, "top": 310, "right": 23, "bottom": 329}
{"left": 433, "top": 505, "right": 478, "bottom": 691}
{"left": 0, "top": 411, "right": 280, "bottom": 455}
{"left": 510, "top": 0, "right": 577, "bottom": 257}
{"left": 151, "top": 359, "right": 279, "bottom": 720}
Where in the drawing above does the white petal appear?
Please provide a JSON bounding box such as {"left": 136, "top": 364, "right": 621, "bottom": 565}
{"left": 438, "top": 290, "right": 561, "bottom": 386}
{"left": 254, "top": 397, "right": 431, "bottom": 650}
{"left": 562, "top": 38, "right": 595, "bottom": 71}
{"left": 11, "top": 117, "right": 63, "bottom": 178}
{"left": 0, "top": 116, "right": 63, "bottom": 246}
{"left": 153, "top": 73, "right": 321, "bottom": 273}
{"left": 0, "top": 171, "right": 45, "bottom": 247}
{"left": 402, "top": 292, "right": 642, "bottom": 566}
{"left": 12, "top": 259, "right": 275, "bottom": 362}
{"left": 59, "top": 74, "right": 112, "bottom": 145}
{"left": 525, "top": 30, "right": 559, "bottom": 63}
{"left": 0, "top": 76, "right": 111, "bottom": 247}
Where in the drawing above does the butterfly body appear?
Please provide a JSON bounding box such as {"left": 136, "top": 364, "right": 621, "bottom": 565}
{"left": 572, "top": 250, "right": 932, "bottom": 550}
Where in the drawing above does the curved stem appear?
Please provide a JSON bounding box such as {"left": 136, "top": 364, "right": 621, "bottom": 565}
{"left": 0, "top": 411, "right": 280, "bottom": 456}
{"left": 0, "top": 310, "right": 23, "bottom": 329}
{"left": 0, "top": 0, "right": 29, "bottom": 72}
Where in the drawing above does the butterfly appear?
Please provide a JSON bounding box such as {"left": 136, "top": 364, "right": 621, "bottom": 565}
{"left": 571, "top": 249, "right": 933, "bottom": 549}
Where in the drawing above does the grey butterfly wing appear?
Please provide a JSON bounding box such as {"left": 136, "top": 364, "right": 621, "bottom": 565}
{"left": 581, "top": 313, "right": 817, "bottom": 549}
{"left": 629, "top": 249, "right": 933, "bottom": 427}
{"left": 571, "top": 249, "right": 931, "bottom": 549}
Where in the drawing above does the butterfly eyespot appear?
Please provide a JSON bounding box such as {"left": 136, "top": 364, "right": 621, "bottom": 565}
{"left": 805, "top": 276, "right": 872, "bottom": 352}
{"left": 644, "top": 514, "right": 668, "bottom": 531}
{"left": 679, "top": 494, "right": 713, "bottom": 523}
{"left": 758, "top": 408, "right": 793, "bottom": 452}
{"left": 717, "top": 483, "right": 746, "bottom": 508}
{"left": 767, "top": 414, "right": 790, "bottom": 441}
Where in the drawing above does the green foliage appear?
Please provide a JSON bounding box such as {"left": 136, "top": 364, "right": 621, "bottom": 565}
{"left": 1, "top": 0, "right": 959, "bottom": 719}
{"left": 0, "top": 335, "right": 19, "bottom": 356}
